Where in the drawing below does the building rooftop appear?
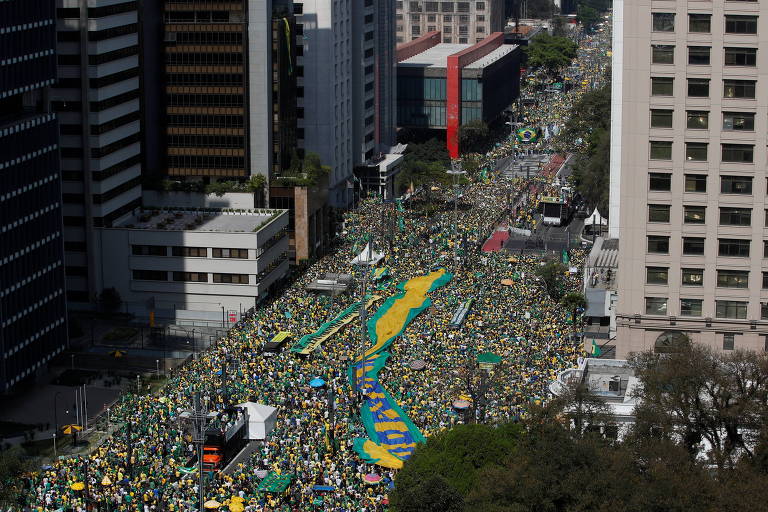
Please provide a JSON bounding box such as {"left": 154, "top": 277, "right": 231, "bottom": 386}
{"left": 112, "top": 208, "right": 285, "bottom": 233}
{"left": 465, "top": 44, "right": 517, "bottom": 69}
{"left": 398, "top": 43, "right": 467, "bottom": 68}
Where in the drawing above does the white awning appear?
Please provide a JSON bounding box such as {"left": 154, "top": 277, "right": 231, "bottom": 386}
{"left": 584, "top": 208, "right": 607, "bottom": 226}
{"left": 351, "top": 243, "right": 384, "bottom": 266}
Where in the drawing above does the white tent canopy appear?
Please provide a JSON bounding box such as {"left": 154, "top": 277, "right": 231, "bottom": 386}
{"left": 351, "top": 242, "right": 384, "bottom": 266}
{"left": 236, "top": 402, "right": 278, "bottom": 440}
{"left": 584, "top": 208, "right": 607, "bottom": 226}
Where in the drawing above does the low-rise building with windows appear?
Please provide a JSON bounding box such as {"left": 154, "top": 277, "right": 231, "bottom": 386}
{"left": 96, "top": 208, "right": 289, "bottom": 325}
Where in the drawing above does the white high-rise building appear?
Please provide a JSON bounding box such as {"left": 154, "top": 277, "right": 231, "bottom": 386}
{"left": 53, "top": 0, "right": 143, "bottom": 305}
{"left": 296, "top": 0, "right": 398, "bottom": 207}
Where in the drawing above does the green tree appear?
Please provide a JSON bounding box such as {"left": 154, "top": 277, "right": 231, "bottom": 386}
{"left": 577, "top": 4, "right": 600, "bottom": 30}
{"left": 391, "top": 423, "right": 522, "bottom": 501}
{"left": 561, "top": 291, "right": 587, "bottom": 335}
{"left": 629, "top": 345, "right": 768, "bottom": 468}
{"left": 571, "top": 127, "right": 610, "bottom": 214}
{"left": 459, "top": 120, "right": 491, "bottom": 155}
{"left": 535, "top": 261, "right": 567, "bottom": 300}
{"left": 0, "top": 447, "right": 33, "bottom": 508}
{"left": 391, "top": 475, "right": 464, "bottom": 512}
{"left": 524, "top": 33, "right": 578, "bottom": 77}
{"left": 99, "top": 287, "right": 122, "bottom": 313}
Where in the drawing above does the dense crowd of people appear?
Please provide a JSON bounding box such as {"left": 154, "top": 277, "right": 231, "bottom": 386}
{"left": 13, "top": 24, "right": 612, "bottom": 512}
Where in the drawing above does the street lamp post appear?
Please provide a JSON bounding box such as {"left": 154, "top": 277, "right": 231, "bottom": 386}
{"left": 447, "top": 161, "right": 466, "bottom": 272}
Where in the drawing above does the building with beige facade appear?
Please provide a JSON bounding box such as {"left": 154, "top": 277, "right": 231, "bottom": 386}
{"left": 610, "top": 0, "right": 768, "bottom": 357}
{"left": 396, "top": 0, "right": 505, "bottom": 44}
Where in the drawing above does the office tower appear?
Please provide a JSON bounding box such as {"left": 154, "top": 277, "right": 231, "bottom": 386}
{"left": 611, "top": 0, "right": 767, "bottom": 356}
{"left": 0, "top": 0, "right": 68, "bottom": 391}
{"left": 297, "top": 0, "right": 400, "bottom": 207}
{"left": 396, "top": 0, "right": 505, "bottom": 45}
{"left": 54, "top": 0, "right": 144, "bottom": 305}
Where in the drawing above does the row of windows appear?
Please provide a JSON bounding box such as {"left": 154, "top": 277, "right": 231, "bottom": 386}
{"left": 650, "top": 109, "right": 755, "bottom": 131}
{"left": 167, "top": 73, "right": 243, "bottom": 86}
{"left": 649, "top": 141, "right": 754, "bottom": 163}
{"left": 404, "top": 1, "right": 483, "bottom": 13}
{"left": 646, "top": 266, "right": 768, "bottom": 289}
{"left": 648, "top": 205, "right": 757, "bottom": 226}
{"left": 651, "top": 78, "right": 756, "bottom": 98}
{"left": 652, "top": 45, "right": 757, "bottom": 66}
{"left": 652, "top": 13, "right": 758, "bottom": 34}
{"left": 644, "top": 297, "right": 764, "bottom": 321}
{"left": 166, "top": 52, "right": 244, "bottom": 66}
{"left": 132, "top": 245, "right": 250, "bottom": 258}
{"left": 650, "top": 173, "right": 753, "bottom": 194}
{"left": 167, "top": 93, "right": 244, "bottom": 107}
{"left": 167, "top": 114, "right": 244, "bottom": 128}
{"left": 168, "top": 134, "right": 245, "bottom": 149}
{"left": 132, "top": 269, "right": 250, "bottom": 283}
{"left": 646, "top": 236, "right": 768, "bottom": 257}
{"left": 171, "top": 31, "right": 243, "bottom": 45}
{"left": 164, "top": 10, "right": 242, "bottom": 23}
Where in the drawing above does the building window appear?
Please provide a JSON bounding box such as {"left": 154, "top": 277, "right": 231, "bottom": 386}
{"left": 722, "top": 332, "right": 736, "bottom": 350}
{"left": 762, "top": 272, "right": 768, "bottom": 289}
{"left": 725, "top": 15, "right": 757, "bottom": 34}
{"left": 685, "top": 142, "right": 708, "bottom": 161}
{"left": 688, "top": 13, "right": 711, "bottom": 32}
{"left": 212, "top": 273, "right": 249, "bottom": 284}
{"left": 652, "top": 12, "right": 675, "bottom": 32}
{"left": 763, "top": 306, "right": 768, "bottom": 323}
{"left": 686, "top": 111, "right": 709, "bottom": 129}
{"left": 649, "top": 204, "right": 671, "bottom": 223}
{"left": 682, "top": 268, "right": 704, "bottom": 286}
{"left": 650, "top": 141, "right": 672, "bottom": 160}
{"left": 212, "top": 248, "right": 248, "bottom": 259}
{"left": 132, "top": 245, "right": 166, "bottom": 256}
{"left": 724, "top": 47, "right": 757, "bottom": 67}
{"left": 649, "top": 173, "right": 672, "bottom": 191}
{"left": 648, "top": 235, "right": 670, "bottom": 254}
{"left": 651, "top": 77, "right": 674, "bottom": 96}
{"left": 722, "top": 112, "right": 755, "bottom": 131}
{"left": 723, "top": 80, "right": 756, "bottom": 98}
{"left": 132, "top": 269, "right": 167, "bottom": 281}
{"left": 172, "top": 272, "right": 208, "bottom": 283}
{"left": 720, "top": 176, "right": 752, "bottom": 194}
{"left": 683, "top": 237, "right": 705, "bottom": 255}
{"left": 680, "top": 299, "right": 703, "bottom": 317}
{"left": 476, "top": 1, "right": 485, "bottom": 9}
{"left": 717, "top": 269, "right": 749, "bottom": 288}
{"left": 457, "top": 2, "right": 470, "bottom": 11}
{"left": 172, "top": 246, "right": 207, "bottom": 257}
{"left": 719, "top": 207, "right": 751, "bottom": 226}
{"left": 684, "top": 174, "right": 707, "bottom": 193}
{"left": 646, "top": 267, "right": 669, "bottom": 284}
{"left": 764, "top": 241, "right": 768, "bottom": 258}
{"left": 412, "top": 25, "right": 421, "bottom": 35}
{"left": 684, "top": 205, "right": 706, "bottom": 224}
{"left": 717, "top": 302, "right": 748, "bottom": 320}
{"left": 652, "top": 45, "right": 675, "bottom": 64}
{"left": 650, "top": 110, "right": 673, "bottom": 128}
{"left": 718, "top": 238, "right": 750, "bottom": 257}
{"left": 687, "top": 78, "right": 710, "bottom": 97}
{"left": 722, "top": 144, "right": 754, "bottom": 163}
{"left": 646, "top": 297, "right": 668, "bottom": 315}
{"left": 688, "top": 46, "right": 710, "bottom": 65}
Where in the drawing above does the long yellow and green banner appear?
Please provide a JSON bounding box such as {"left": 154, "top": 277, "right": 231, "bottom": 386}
{"left": 349, "top": 269, "right": 452, "bottom": 468}
{"left": 290, "top": 295, "right": 380, "bottom": 355}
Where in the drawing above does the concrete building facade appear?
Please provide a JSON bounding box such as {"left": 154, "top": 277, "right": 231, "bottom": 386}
{"left": 396, "top": 0, "right": 505, "bottom": 45}
{"left": 97, "top": 208, "right": 289, "bottom": 323}
{"left": 54, "top": 0, "right": 144, "bottom": 305}
{"left": 612, "top": 0, "right": 768, "bottom": 356}
{"left": 1, "top": 0, "right": 69, "bottom": 391}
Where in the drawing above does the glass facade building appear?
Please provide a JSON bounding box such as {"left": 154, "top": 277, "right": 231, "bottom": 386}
{"left": 0, "top": 0, "right": 68, "bottom": 391}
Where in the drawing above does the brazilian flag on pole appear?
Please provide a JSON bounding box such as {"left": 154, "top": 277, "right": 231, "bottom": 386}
{"left": 515, "top": 127, "right": 538, "bottom": 143}
{"left": 591, "top": 340, "right": 601, "bottom": 357}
